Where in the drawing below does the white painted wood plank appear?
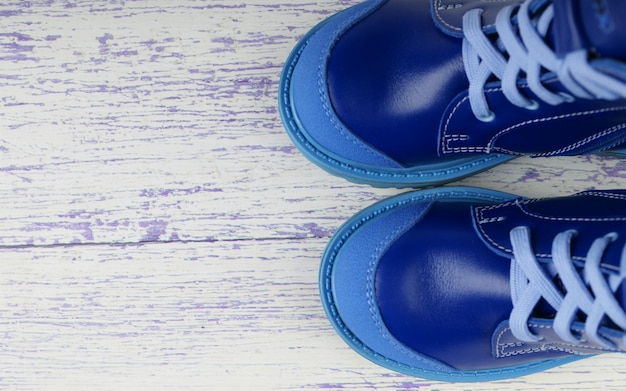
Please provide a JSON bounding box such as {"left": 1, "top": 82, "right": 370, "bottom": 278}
{"left": 1, "top": 239, "right": 626, "bottom": 391}
{"left": 0, "top": 0, "right": 400, "bottom": 246}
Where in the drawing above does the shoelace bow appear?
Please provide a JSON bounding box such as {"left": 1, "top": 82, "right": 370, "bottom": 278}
{"left": 462, "top": 0, "right": 626, "bottom": 122}
{"left": 509, "top": 226, "right": 626, "bottom": 349}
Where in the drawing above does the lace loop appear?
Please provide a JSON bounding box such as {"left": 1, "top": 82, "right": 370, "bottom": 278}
{"left": 551, "top": 230, "right": 593, "bottom": 344}
{"left": 509, "top": 227, "right": 626, "bottom": 348}
{"left": 462, "top": 1, "right": 626, "bottom": 122}
{"left": 509, "top": 226, "right": 563, "bottom": 341}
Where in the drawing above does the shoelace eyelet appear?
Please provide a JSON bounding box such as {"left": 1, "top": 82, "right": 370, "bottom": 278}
{"left": 478, "top": 111, "right": 496, "bottom": 122}
{"left": 559, "top": 92, "right": 575, "bottom": 103}
{"left": 524, "top": 99, "right": 540, "bottom": 111}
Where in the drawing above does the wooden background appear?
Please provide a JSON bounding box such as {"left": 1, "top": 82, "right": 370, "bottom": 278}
{"left": 0, "top": 1, "right": 625, "bottom": 389}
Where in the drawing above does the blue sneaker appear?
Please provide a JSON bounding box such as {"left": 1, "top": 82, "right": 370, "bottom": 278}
{"left": 279, "top": 0, "right": 626, "bottom": 187}
{"left": 320, "top": 186, "right": 626, "bottom": 381}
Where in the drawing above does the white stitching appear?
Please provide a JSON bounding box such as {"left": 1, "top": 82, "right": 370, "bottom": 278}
{"left": 433, "top": 0, "right": 515, "bottom": 33}
{"left": 474, "top": 193, "right": 626, "bottom": 263}
{"left": 576, "top": 191, "right": 626, "bottom": 201}
{"left": 473, "top": 205, "right": 515, "bottom": 256}
{"left": 526, "top": 124, "right": 626, "bottom": 156}
{"left": 433, "top": 0, "right": 465, "bottom": 32}
{"left": 517, "top": 201, "right": 626, "bottom": 222}
{"left": 495, "top": 323, "right": 620, "bottom": 358}
{"left": 476, "top": 216, "right": 506, "bottom": 224}
{"left": 485, "top": 107, "right": 626, "bottom": 151}
{"left": 443, "top": 104, "right": 626, "bottom": 154}
{"left": 440, "top": 72, "right": 626, "bottom": 154}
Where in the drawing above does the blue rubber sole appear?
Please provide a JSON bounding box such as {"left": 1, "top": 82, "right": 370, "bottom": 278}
{"left": 319, "top": 186, "right": 587, "bottom": 382}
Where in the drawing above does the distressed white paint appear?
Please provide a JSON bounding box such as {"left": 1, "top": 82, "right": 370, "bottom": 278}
{"left": 0, "top": 0, "right": 624, "bottom": 390}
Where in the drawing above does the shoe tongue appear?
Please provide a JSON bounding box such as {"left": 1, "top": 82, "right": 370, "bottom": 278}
{"left": 551, "top": 0, "right": 626, "bottom": 60}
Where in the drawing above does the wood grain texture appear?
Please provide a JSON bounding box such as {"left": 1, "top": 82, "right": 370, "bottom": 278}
{"left": 0, "top": 0, "right": 395, "bottom": 246}
{"left": 0, "top": 0, "right": 624, "bottom": 390}
{"left": 2, "top": 240, "right": 626, "bottom": 391}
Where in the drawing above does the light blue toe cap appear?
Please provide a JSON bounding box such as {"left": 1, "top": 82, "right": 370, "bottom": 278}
{"left": 321, "top": 195, "right": 452, "bottom": 373}
{"left": 287, "top": 0, "right": 403, "bottom": 169}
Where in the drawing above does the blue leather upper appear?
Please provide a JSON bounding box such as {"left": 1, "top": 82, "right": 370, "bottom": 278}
{"left": 374, "top": 190, "right": 626, "bottom": 371}
{"left": 432, "top": 0, "right": 522, "bottom": 36}
{"left": 325, "top": 0, "right": 626, "bottom": 166}
{"left": 375, "top": 201, "right": 514, "bottom": 370}
{"left": 572, "top": 0, "right": 626, "bottom": 61}
{"left": 287, "top": 0, "right": 403, "bottom": 169}
{"left": 473, "top": 190, "right": 626, "bottom": 265}
{"left": 327, "top": 0, "right": 468, "bottom": 166}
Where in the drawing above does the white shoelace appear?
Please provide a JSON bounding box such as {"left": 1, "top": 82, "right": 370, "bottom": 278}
{"left": 462, "top": 0, "right": 626, "bottom": 122}
{"left": 509, "top": 226, "right": 626, "bottom": 348}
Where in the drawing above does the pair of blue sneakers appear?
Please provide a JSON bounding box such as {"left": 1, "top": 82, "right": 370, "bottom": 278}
{"left": 279, "top": 0, "right": 626, "bottom": 382}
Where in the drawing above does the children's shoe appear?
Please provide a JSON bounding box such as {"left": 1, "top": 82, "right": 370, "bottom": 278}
{"left": 320, "top": 186, "right": 626, "bottom": 381}
{"left": 279, "top": 0, "right": 626, "bottom": 187}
